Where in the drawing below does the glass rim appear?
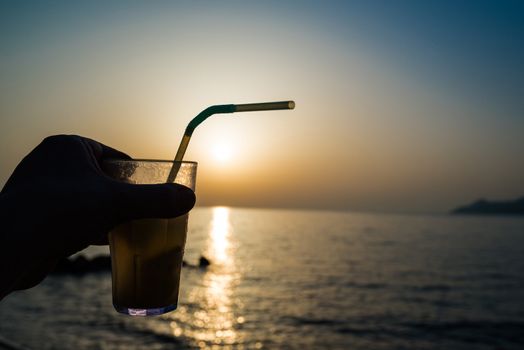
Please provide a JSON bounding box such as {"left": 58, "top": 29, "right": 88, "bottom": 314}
{"left": 103, "top": 158, "right": 198, "bottom": 165}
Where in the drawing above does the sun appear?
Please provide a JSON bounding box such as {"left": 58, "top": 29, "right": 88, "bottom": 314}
{"left": 212, "top": 143, "right": 233, "bottom": 162}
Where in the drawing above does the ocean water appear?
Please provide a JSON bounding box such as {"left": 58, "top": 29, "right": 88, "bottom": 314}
{"left": 1, "top": 207, "right": 524, "bottom": 349}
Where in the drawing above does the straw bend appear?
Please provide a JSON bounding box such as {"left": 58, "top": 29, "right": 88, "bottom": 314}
{"left": 185, "top": 100, "right": 295, "bottom": 136}
{"left": 186, "top": 104, "right": 236, "bottom": 136}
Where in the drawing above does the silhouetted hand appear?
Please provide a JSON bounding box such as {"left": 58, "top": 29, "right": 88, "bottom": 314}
{"left": 0, "top": 135, "right": 196, "bottom": 300}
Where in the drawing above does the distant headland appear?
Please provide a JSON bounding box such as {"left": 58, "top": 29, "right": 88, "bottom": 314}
{"left": 451, "top": 196, "right": 524, "bottom": 215}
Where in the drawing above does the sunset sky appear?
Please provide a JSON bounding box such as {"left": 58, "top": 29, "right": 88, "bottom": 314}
{"left": 1, "top": 1, "right": 523, "bottom": 213}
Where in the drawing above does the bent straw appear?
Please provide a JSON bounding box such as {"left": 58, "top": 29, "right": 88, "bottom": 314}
{"left": 166, "top": 101, "right": 295, "bottom": 183}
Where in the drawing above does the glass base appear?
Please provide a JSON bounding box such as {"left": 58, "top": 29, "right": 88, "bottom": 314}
{"left": 114, "top": 304, "right": 177, "bottom": 316}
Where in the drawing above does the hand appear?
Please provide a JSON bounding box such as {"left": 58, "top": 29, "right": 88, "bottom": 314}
{"left": 0, "top": 135, "right": 195, "bottom": 299}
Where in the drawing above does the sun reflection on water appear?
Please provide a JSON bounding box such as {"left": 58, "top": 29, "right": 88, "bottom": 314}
{"left": 166, "top": 207, "right": 244, "bottom": 349}
{"left": 209, "top": 207, "right": 232, "bottom": 265}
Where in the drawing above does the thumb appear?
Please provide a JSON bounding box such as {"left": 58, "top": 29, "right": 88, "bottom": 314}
{"left": 111, "top": 182, "right": 196, "bottom": 223}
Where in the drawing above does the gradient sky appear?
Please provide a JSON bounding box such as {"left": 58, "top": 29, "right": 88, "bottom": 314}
{"left": 1, "top": 1, "right": 523, "bottom": 213}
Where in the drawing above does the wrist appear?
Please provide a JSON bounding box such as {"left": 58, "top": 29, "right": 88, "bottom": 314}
{"left": 0, "top": 191, "right": 34, "bottom": 299}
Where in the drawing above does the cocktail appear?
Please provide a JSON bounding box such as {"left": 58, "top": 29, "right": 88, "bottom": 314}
{"left": 106, "top": 100, "right": 294, "bottom": 316}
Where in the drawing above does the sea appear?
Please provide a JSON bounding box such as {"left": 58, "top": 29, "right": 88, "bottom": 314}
{"left": 1, "top": 207, "right": 523, "bottom": 350}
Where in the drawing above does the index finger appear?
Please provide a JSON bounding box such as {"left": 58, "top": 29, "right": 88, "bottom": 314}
{"left": 82, "top": 137, "right": 132, "bottom": 161}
